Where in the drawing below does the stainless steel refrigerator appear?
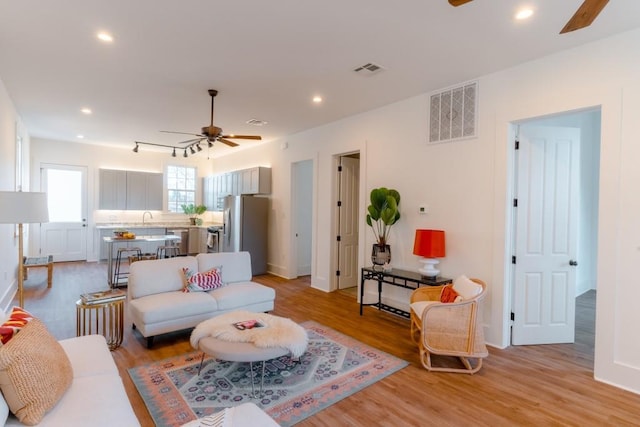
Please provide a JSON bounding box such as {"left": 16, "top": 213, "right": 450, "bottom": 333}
{"left": 222, "top": 195, "right": 269, "bottom": 274}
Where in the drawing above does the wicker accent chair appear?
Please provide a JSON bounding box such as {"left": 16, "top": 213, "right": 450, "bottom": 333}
{"left": 409, "top": 278, "right": 488, "bottom": 374}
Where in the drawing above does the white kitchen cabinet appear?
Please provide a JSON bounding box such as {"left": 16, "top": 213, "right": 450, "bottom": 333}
{"left": 239, "top": 167, "right": 271, "bottom": 195}
{"left": 98, "top": 169, "right": 163, "bottom": 210}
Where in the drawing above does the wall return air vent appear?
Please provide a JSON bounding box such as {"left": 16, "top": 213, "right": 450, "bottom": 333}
{"left": 428, "top": 81, "right": 477, "bottom": 143}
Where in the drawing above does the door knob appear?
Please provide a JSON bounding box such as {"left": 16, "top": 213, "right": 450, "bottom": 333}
{"left": 569, "top": 260, "right": 578, "bottom": 266}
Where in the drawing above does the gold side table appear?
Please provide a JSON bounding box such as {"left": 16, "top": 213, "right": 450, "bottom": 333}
{"left": 76, "top": 296, "right": 125, "bottom": 350}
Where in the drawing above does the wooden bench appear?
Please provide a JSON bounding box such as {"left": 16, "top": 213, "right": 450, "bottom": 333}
{"left": 23, "top": 255, "right": 53, "bottom": 288}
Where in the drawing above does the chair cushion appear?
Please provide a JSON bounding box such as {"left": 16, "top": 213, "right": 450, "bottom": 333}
{"left": 410, "top": 300, "right": 439, "bottom": 319}
{"left": 452, "top": 275, "right": 482, "bottom": 300}
{"left": 0, "top": 318, "right": 73, "bottom": 425}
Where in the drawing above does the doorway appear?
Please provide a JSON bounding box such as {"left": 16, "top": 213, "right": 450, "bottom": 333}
{"left": 510, "top": 109, "right": 600, "bottom": 347}
{"left": 335, "top": 152, "right": 360, "bottom": 291}
{"left": 291, "top": 159, "right": 313, "bottom": 277}
{"left": 40, "top": 164, "right": 88, "bottom": 262}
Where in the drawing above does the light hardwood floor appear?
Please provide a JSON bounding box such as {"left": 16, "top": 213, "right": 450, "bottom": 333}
{"left": 19, "top": 262, "right": 640, "bottom": 426}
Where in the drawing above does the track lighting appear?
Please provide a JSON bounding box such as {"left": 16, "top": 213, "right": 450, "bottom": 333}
{"left": 132, "top": 140, "right": 208, "bottom": 157}
{"left": 207, "top": 141, "right": 213, "bottom": 148}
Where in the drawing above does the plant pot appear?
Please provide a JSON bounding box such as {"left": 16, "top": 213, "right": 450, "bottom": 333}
{"left": 371, "top": 244, "right": 391, "bottom": 266}
{"left": 189, "top": 217, "right": 197, "bottom": 226}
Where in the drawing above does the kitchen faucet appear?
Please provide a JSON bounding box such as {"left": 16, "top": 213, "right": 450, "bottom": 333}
{"left": 142, "top": 211, "right": 153, "bottom": 224}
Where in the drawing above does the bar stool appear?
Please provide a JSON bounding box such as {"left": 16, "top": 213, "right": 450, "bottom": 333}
{"left": 113, "top": 247, "right": 142, "bottom": 285}
{"left": 156, "top": 245, "right": 180, "bottom": 259}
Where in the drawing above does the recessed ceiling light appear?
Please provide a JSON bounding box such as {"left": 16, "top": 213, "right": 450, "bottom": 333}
{"left": 97, "top": 32, "right": 113, "bottom": 43}
{"left": 312, "top": 96, "right": 323, "bottom": 104}
{"left": 76, "top": 134, "right": 84, "bottom": 139}
{"left": 81, "top": 108, "right": 92, "bottom": 115}
{"left": 515, "top": 8, "right": 534, "bottom": 20}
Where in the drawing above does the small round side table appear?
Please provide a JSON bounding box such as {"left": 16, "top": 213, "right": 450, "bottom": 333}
{"left": 76, "top": 296, "right": 125, "bottom": 350}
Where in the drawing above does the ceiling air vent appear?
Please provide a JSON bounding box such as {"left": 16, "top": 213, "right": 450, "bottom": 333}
{"left": 353, "top": 62, "right": 384, "bottom": 76}
{"left": 429, "top": 81, "right": 478, "bottom": 143}
{"left": 246, "top": 118, "right": 268, "bottom": 126}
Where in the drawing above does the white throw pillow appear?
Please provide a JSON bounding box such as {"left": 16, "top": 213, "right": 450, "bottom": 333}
{"left": 452, "top": 275, "right": 483, "bottom": 300}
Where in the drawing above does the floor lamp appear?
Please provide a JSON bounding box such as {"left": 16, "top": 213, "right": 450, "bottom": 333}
{"left": 0, "top": 191, "right": 49, "bottom": 307}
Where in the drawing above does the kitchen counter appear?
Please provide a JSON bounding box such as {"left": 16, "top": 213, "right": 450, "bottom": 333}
{"left": 96, "top": 223, "right": 222, "bottom": 229}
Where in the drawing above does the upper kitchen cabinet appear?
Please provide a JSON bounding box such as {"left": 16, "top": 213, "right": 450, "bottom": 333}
{"left": 126, "top": 171, "right": 163, "bottom": 210}
{"left": 99, "top": 169, "right": 163, "bottom": 210}
{"left": 240, "top": 167, "right": 271, "bottom": 195}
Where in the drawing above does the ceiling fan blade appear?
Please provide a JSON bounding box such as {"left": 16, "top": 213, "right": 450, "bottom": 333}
{"left": 220, "top": 134, "right": 262, "bottom": 140}
{"left": 218, "top": 138, "right": 239, "bottom": 147}
{"left": 177, "top": 137, "right": 205, "bottom": 145}
{"left": 448, "top": 0, "right": 473, "bottom": 6}
{"left": 160, "top": 130, "right": 204, "bottom": 137}
{"left": 560, "top": 0, "right": 609, "bottom": 34}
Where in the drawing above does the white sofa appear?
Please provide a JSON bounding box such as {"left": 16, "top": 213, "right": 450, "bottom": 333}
{"left": 3, "top": 334, "right": 139, "bottom": 426}
{"left": 128, "top": 251, "right": 275, "bottom": 347}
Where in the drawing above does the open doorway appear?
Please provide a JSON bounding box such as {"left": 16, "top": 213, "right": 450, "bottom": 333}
{"left": 509, "top": 108, "right": 600, "bottom": 355}
{"left": 334, "top": 152, "right": 360, "bottom": 292}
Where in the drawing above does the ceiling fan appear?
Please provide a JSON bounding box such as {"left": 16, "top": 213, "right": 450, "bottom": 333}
{"left": 448, "top": 0, "right": 609, "bottom": 34}
{"left": 161, "top": 89, "right": 262, "bottom": 148}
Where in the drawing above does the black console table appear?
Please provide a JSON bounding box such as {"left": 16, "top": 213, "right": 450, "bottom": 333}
{"left": 359, "top": 267, "right": 452, "bottom": 318}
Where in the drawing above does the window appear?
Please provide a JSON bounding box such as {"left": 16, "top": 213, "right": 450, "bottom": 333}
{"left": 166, "top": 165, "right": 197, "bottom": 213}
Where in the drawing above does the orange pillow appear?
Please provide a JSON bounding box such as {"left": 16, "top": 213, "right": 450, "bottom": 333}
{"left": 440, "top": 285, "right": 460, "bottom": 303}
{"left": 0, "top": 307, "right": 34, "bottom": 346}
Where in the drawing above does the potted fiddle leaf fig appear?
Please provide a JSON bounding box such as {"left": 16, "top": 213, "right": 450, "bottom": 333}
{"left": 365, "top": 187, "right": 401, "bottom": 266}
{"left": 181, "top": 203, "right": 207, "bottom": 225}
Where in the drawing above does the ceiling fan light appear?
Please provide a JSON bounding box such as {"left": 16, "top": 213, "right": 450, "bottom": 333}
{"left": 207, "top": 141, "right": 213, "bottom": 148}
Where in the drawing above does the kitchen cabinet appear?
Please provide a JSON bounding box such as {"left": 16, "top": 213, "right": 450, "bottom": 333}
{"left": 204, "top": 167, "right": 271, "bottom": 212}
{"left": 99, "top": 169, "right": 163, "bottom": 210}
{"left": 99, "top": 169, "right": 127, "bottom": 210}
{"left": 188, "top": 227, "right": 208, "bottom": 254}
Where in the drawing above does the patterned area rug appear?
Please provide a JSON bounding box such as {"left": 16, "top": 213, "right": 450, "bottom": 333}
{"left": 129, "top": 320, "right": 408, "bottom": 426}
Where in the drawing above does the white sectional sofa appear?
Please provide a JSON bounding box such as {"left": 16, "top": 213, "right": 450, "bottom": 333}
{"left": 3, "top": 334, "right": 139, "bottom": 426}
{"left": 128, "top": 251, "right": 275, "bottom": 347}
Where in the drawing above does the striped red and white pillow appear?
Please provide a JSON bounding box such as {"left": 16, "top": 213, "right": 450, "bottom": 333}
{"left": 0, "top": 307, "right": 35, "bottom": 346}
{"left": 181, "top": 267, "right": 223, "bottom": 292}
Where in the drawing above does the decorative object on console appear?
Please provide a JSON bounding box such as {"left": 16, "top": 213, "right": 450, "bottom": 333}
{"left": 413, "top": 229, "right": 446, "bottom": 277}
{"left": 181, "top": 203, "right": 207, "bottom": 225}
{"left": 0, "top": 192, "right": 49, "bottom": 307}
{"left": 365, "top": 187, "right": 401, "bottom": 266}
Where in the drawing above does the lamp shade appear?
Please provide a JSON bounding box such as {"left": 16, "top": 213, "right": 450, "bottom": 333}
{"left": 413, "top": 229, "right": 445, "bottom": 258}
{"left": 0, "top": 191, "right": 49, "bottom": 224}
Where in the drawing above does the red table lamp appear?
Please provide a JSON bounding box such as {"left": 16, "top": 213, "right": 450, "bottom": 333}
{"left": 413, "top": 229, "right": 445, "bottom": 277}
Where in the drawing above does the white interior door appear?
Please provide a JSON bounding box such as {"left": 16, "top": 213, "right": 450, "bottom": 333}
{"left": 337, "top": 155, "right": 359, "bottom": 289}
{"left": 512, "top": 125, "right": 580, "bottom": 345}
{"left": 40, "top": 164, "right": 88, "bottom": 262}
{"left": 293, "top": 160, "right": 313, "bottom": 276}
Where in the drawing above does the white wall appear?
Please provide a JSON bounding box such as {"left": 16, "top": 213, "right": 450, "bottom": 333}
{"left": 213, "top": 28, "right": 640, "bottom": 394}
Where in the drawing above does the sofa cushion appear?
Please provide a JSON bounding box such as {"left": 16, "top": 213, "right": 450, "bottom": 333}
{"left": 209, "top": 283, "right": 275, "bottom": 311}
{"left": 0, "top": 319, "right": 73, "bottom": 425}
{"left": 129, "top": 291, "right": 218, "bottom": 324}
{"left": 196, "top": 252, "right": 252, "bottom": 283}
{"left": 129, "top": 256, "right": 198, "bottom": 299}
{"left": 58, "top": 335, "right": 119, "bottom": 378}
{"left": 0, "top": 307, "right": 35, "bottom": 346}
{"left": 181, "top": 267, "right": 223, "bottom": 292}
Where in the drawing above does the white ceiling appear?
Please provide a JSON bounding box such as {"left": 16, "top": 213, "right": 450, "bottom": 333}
{"left": 1, "top": 0, "right": 639, "bottom": 157}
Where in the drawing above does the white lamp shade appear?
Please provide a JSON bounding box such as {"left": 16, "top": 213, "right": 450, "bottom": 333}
{"left": 0, "top": 191, "right": 49, "bottom": 224}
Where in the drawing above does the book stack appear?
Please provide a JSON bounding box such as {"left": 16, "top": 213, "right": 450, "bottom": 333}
{"left": 80, "top": 289, "right": 126, "bottom": 305}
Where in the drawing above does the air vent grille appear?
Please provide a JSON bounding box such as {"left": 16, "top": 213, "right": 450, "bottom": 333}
{"left": 429, "top": 81, "right": 477, "bottom": 143}
{"left": 246, "top": 118, "right": 268, "bottom": 126}
{"left": 353, "top": 62, "right": 384, "bottom": 76}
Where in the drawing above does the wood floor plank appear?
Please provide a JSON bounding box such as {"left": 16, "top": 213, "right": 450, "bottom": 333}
{"left": 18, "top": 262, "right": 640, "bottom": 426}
